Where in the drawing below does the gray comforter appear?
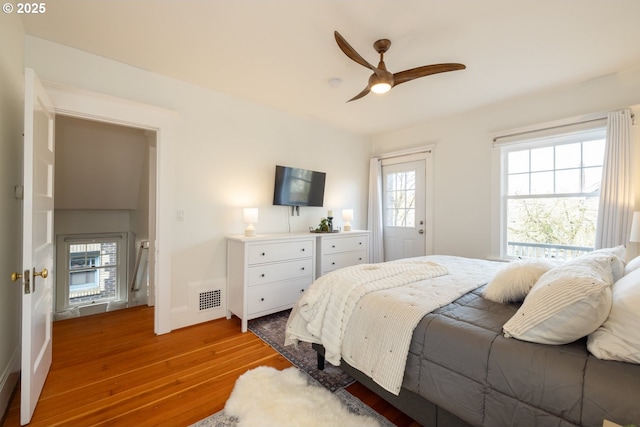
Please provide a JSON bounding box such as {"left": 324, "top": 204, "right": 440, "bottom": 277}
{"left": 401, "top": 286, "right": 640, "bottom": 427}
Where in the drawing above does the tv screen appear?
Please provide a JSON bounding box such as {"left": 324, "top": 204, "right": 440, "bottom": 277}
{"left": 273, "top": 165, "right": 326, "bottom": 207}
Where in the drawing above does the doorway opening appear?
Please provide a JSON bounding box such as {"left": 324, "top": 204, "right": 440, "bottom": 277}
{"left": 53, "top": 115, "right": 156, "bottom": 320}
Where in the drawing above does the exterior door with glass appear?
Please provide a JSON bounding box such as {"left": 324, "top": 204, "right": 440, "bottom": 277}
{"left": 382, "top": 159, "right": 428, "bottom": 261}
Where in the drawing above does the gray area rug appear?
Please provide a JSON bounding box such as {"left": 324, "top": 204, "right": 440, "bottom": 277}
{"left": 247, "top": 309, "right": 354, "bottom": 392}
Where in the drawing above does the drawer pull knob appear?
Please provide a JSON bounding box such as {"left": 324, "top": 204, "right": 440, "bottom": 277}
{"left": 359, "top": 257, "right": 362, "bottom": 260}
{"left": 261, "top": 252, "right": 266, "bottom": 256}
{"left": 300, "top": 289, "right": 305, "bottom": 293}
{"left": 260, "top": 298, "right": 265, "bottom": 302}
{"left": 331, "top": 262, "right": 336, "bottom": 265}
{"left": 331, "top": 245, "right": 336, "bottom": 248}
{"left": 301, "top": 267, "right": 305, "bottom": 271}
{"left": 301, "top": 248, "right": 305, "bottom": 252}
{"left": 359, "top": 242, "right": 362, "bottom": 245}
{"left": 261, "top": 274, "right": 265, "bottom": 277}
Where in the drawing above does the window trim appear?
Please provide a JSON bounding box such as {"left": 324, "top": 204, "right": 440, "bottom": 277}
{"left": 491, "top": 116, "right": 607, "bottom": 260}
{"left": 55, "top": 232, "right": 128, "bottom": 312}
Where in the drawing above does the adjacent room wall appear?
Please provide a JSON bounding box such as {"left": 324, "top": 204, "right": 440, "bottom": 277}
{"left": 25, "top": 36, "right": 372, "bottom": 329}
{"left": 0, "top": 13, "right": 25, "bottom": 418}
{"left": 372, "top": 68, "right": 640, "bottom": 260}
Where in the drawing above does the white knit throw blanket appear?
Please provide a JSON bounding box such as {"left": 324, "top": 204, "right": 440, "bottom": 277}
{"left": 286, "top": 256, "right": 503, "bottom": 395}
{"left": 293, "top": 259, "right": 448, "bottom": 364}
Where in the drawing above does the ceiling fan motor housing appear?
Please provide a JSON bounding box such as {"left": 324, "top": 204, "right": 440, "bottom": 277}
{"left": 369, "top": 70, "right": 394, "bottom": 92}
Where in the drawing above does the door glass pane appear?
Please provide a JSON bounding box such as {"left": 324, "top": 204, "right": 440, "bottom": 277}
{"left": 385, "top": 171, "right": 416, "bottom": 228}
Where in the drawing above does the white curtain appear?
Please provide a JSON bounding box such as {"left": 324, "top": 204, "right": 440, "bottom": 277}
{"left": 595, "top": 109, "right": 635, "bottom": 249}
{"left": 367, "top": 157, "right": 384, "bottom": 263}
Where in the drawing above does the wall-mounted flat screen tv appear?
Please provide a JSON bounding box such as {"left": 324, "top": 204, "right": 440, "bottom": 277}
{"left": 273, "top": 165, "right": 326, "bottom": 207}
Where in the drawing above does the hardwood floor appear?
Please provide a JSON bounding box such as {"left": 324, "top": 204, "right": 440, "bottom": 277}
{"left": 2, "top": 306, "right": 419, "bottom": 427}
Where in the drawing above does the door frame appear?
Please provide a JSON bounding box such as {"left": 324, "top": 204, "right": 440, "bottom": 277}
{"left": 379, "top": 146, "right": 434, "bottom": 257}
{"left": 43, "top": 81, "right": 178, "bottom": 335}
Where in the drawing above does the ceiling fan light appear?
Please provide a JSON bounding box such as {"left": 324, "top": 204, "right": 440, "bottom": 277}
{"left": 371, "top": 82, "right": 391, "bottom": 94}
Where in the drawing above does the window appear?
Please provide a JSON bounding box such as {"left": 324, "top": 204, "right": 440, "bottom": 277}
{"left": 55, "top": 233, "right": 128, "bottom": 312}
{"left": 68, "top": 242, "right": 119, "bottom": 302}
{"left": 499, "top": 125, "right": 606, "bottom": 259}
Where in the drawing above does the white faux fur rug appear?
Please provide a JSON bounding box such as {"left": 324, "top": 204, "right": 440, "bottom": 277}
{"left": 221, "top": 366, "right": 383, "bottom": 427}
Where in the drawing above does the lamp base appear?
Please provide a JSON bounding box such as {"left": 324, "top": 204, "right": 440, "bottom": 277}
{"left": 245, "top": 224, "right": 256, "bottom": 237}
{"left": 343, "top": 223, "right": 352, "bottom": 231}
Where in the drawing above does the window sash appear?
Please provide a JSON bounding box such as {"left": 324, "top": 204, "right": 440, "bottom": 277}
{"left": 499, "top": 125, "right": 606, "bottom": 259}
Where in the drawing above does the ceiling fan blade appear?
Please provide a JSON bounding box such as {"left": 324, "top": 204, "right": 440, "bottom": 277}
{"left": 334, "top": 31, "right": 377, "bottom": 72}
{"left": 347, "top": 86, "right": 371, "bottom": 102}
{"left": 393, "top": 63, "right": 466, "bottom": 86}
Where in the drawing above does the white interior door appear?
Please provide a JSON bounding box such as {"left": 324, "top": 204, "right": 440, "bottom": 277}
{"left": 21, "top": 68, "right": 55, "bottom": 425}
{"left": 382, "top": 159, "right": 427, "bottom": 261}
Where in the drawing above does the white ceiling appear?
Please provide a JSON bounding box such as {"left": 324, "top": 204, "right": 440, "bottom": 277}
{"left": 21, "top": 0, "right": 640, "bottom": 136}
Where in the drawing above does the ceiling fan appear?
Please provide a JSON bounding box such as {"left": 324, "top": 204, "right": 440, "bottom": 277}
{"left": 334, "top": 31, "right": 466, "bottom": 102}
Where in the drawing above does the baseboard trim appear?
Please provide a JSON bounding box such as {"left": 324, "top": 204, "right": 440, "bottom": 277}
{"left": 0, "top": 347, "right": 20, "bottom": 425}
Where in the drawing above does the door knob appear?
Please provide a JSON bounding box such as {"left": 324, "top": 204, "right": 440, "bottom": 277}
{"left": 33, "top": 268, "right": 48, "bottom": 279}
{"left": 11, "top": 272, "right": 22, "bottom": 281}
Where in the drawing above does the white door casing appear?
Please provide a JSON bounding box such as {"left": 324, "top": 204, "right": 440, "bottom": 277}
{"left": 382, "top": 154, "right": 433, "bottom": 261}
{"left": 21, "top": 68, "right": 55, "bottom": 425}
{"left": 42, "top": 80, "right": 174, "bottom": 335}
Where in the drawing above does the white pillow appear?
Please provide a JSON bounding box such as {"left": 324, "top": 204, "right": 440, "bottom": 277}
{"left": 585, "top": 246, "right": 626, "bottom": 282}
{"left": 587, "top": 268, "right": 640, "bottom": 363}
{"left": 503, "top": 256, "right": 614, "bottom": 345}
{"left": 483, "top": 260, "right": 556, "bottom": 303}
{"left": 624, "top": 255, "right": 640, "bottom": 276}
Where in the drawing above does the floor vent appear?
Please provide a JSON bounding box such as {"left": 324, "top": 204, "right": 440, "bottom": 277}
{"left": 199, "top": 289, "right": 221, "bottom": 311}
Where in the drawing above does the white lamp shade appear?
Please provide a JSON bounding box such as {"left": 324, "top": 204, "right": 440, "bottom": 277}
{"left": 342, "top": 209, "right": 353, "bottom": 231}
{"left": 243, "top": 208, "right": 258, "bottom": 224}
{"left": 630, "top": 211, "right": 640, "bottom": 242}
{"left": 243, "top": 208, "right": 258, "bottom": 237}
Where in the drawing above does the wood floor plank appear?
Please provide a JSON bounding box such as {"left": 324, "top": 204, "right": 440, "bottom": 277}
{"left": 1, "top": 306, "right": 418, "bottom": 427}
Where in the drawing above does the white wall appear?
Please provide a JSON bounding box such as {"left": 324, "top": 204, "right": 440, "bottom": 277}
{"left": 25, "top": 36, "right": 372, "bottom": 329}
{"left": 372, "top": 68, "right": 640, "bottom": 260}
{"left": 0, "top": 13, "right": 25, "bottom": 418}
{"left": 55, "top": 115, "right": 149, "bottom": 210}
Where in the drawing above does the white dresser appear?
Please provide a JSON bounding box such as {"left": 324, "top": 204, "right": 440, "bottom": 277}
{"left": 226, "top": 233, "right": 315, "bottom": 332}
{"left": 316, "top": 231, "right": 370, "bottom": 277}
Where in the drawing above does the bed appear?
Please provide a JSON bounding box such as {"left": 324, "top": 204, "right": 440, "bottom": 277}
{"left": 285, "top": 252, "right": 640, "bottom": 427}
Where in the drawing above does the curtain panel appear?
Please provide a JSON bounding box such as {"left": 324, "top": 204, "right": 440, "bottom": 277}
{"left": 367, "top": 157, "right": 384, "bottom": 263}
{"left": 595, "top": 109, "right": 635, "bottom": 249}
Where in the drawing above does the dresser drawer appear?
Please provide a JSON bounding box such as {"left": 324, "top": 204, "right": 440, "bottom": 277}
{"left": 322, "top": 250, "right": 368, "bottom": 274}
{"left": 247, "top": 258, "right": 313, "bottom": 286}
{"left": 322, "top": 235, "right": 368, "bottom": 255}
{"left": 247, "top": 277, "right": 312, "bottom": 315}
{"left": 248, "top": 240, "right": 313, "bottom": 265}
